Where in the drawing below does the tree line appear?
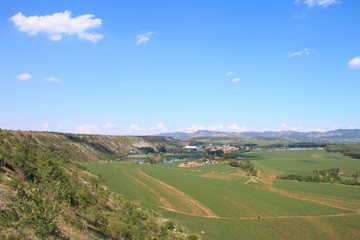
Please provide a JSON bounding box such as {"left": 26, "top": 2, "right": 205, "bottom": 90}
{"left": 326, "top": 144, "right": 360, "bottom": 159}
{"left": 278, "top": 168, "right": 360, "bottom": 186}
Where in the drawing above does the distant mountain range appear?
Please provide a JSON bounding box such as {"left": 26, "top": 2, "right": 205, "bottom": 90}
{"left": 158, "top": 129, "right": 360, "bottom": 142}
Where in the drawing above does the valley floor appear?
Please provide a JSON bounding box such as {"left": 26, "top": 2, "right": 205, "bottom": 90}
{"left": 86, "top": 150, "right": 360, "bottom": 239}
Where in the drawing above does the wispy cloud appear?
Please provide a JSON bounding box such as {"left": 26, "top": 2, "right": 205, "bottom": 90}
{"left": 46, "top": 77, "right": 62, "bottom": 81}
{"left": 127, "top": 122, "right": 167, "bottom": 134}
{"left": 289, "top": 48, "right": 310, "bottom": 58}
{"left": 74, "top": 124, "right": 99, "bottom": 134}
{"left": 303, "top": 0, "right": 340, "bottom": 7}
{"left": 227, "top": 124, "right": 247, "bottom": 132}
{"left": 10, "top": 11, "right": 103, "bottom": 43}
{"left": 136, "top": 32, "right": 154, "bottom": 45}
{"left": 101, "top": 123, "right": 116, "bottom": 128}
{"left": 177, "top": 124, "right": 248, "bottom": 133}
{"left": 225, "top": 71, "right": 234, "bottom": 76}
{"left": 16, "top": 73, "right": 32, "bottom": 81}
{"left": 177, "top": 125, "right": 205, "bottom": 133}
{"left": 232, "top": 77, "right": 241, "bottom": 82}
{"left": 347, "top": 57, "right": 360, "bottom": 69}
{"left": 43, "top": 122, "right": 49, "bottom": 131}
{"left": 306, "top": 128, "right": 325, "bottom": 132}
{"left": 277, "top": 123, "right": 302, "bottom": 131}
{"left": 128, "top": 124, "right": 142, "bottom": 133}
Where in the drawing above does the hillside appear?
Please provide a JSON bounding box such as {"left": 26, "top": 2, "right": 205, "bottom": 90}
{"left": 6, "top": 130, "right": 182, "bottom": 162}
{"left": 159, "top": 129, "right": 360, "bottom": 143}
{"left": 0, "top": 129, "right": 196, "bottom": 239}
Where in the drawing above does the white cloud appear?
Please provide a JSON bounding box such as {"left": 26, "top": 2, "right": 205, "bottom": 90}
{"left": 177, "top": 124, "right": 227, "bottom": 133}
{"left": 279, "top": 124, "right": 302, "bottom": 131}
{"left": 227, "top": 124, "right": 247, "bottom": 132}
{"left": 225, "top": 71, "right": 234, "bottom": 76}
{"left": 289, "top": 48, "right": 310, "bottom": 58}
{"left": 136, "top": 32, "right": 154, "bottom": 45}
{"left": 177, "top": 125, "right": 205, "bottom": 133}
{"left": 102, "top": 123, "right": 116, "bottom": 128}
{"left": 347, "top": 57, "right": 360, "bottom": 69}
{"left": 155, "top": 122, "right": 167, "bottom": 132}
{"left": 232, "top": 77, "right": 241, "bottom": 82}
{"left": 331, "top": 124, "right": 340, "bottom": 130}
{"left": 208, "top": 125, "right": 224, "bottom": 131}
{"left": 46, "top": 77, "right": 62, "bottom": 81}
{"left": 135, "top": 122, "right": 168, "bottom": 134}
{"left": 74, "top": 124, "right": 99, "bottom": 134}
{"left": 294, "top": 0, "right": 300, "bottom": 4}
{"left": 303, "top": 0, "right": 340, "bottom": 7}
{"left": 43, "top": 122, "right": 49, "bottom": 131}
{"left": 16, "top": 73, "right": 32, "bottom": 81}
{"left": 128, "top": 124, "right": 142, "bottom": 133}
{"left": 10, "top": 11, "right": 103, "bottom": 43}
{"left": 307, "top": 128, "right": 325, "bottom": 132}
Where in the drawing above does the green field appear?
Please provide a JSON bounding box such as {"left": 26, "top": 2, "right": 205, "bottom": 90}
{"left": 86, "top": 150, "right": 360, "bottom": 239}
{"left": 249, "top": 149, "right": 360, "bottom": 178}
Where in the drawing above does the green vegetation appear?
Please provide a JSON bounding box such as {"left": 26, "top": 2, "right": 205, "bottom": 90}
{"left": 279, "top": 168, "right": 360, "bottom": 186}
{"left": 2, "top": 129, "right": 360, "bottom": 239}
{"left": 246, "top": 149, "right": 360, "bottom": 177}
{"left": 0, "top": 130, "right": 182, "bottom": 162}
{"left": 0, "top": 130, "right": 195, "bottom": 239}
{"left": 326, "top": 143, "right": 360, "bottom": 159}
{"left": 227, "top": 159, "right": 257, "bottom": 176}
{"left": 87, "top": 155, "right": 360, "bottom": 239}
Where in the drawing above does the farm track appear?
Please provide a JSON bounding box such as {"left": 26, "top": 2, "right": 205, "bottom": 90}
{"left": 137, "top": 169, "right": 218, "bottom": 218}
{"left": 122, "top": 169, "right": 172, "bottom": 209}
{"left": 263, "top": 185, "right": 359, "bottom": 213}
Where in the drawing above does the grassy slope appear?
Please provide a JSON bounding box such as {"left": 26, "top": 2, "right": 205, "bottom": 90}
{"left": 0, "top": 130, "right": 190, "bottom": 239}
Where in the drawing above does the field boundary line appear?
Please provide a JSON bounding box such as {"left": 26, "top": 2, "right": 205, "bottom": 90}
{"left": 264, "top": 186, "right": 359, "bottom": 213}
{"left": 215, "top": 212, "right": 360, "bottom": 220}
{"left": 137, "top": 169, "right": 218, "bottom": 218}
{"left": 122, "top": 169, "right": 173, "bottom": 209}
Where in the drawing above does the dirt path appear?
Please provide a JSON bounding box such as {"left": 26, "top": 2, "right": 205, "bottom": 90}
{"left": 122, "top": 169, "right": 173, "bottom": 209}
{"left": 263, "top": 185, "right": 358, "bottom": 213}
{"left": 137, "top": 169, "right": 218, "bottom": 218}
{"left": 244, "top": 177, "right": 258, "bottom": 184}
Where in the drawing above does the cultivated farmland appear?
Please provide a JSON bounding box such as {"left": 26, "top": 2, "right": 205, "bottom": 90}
{"left": 86, "top": 150, "right": 360, "bottom": 239}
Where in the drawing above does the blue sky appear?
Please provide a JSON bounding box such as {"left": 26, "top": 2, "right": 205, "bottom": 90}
{"left": 0, "top": 0, "right": 359, "bottom": 135}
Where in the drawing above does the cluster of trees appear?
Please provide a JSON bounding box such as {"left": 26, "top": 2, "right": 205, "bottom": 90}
{"left": 278, "top": 168, "right": 340, "bottom": 183}
{"left": 288, "top": 142, "right": 327, "bottom": 148}
{"left": 0, "top": 130, "right": 197, "bottom": 239}
{"left": 326, "top": 144, "right": 360, "bottom": 159}
{"left": 206, "top": 149, "right": 224, "bottom": 157}
{"left": 139, "top": 147, "right": 155, "bottom": 154}
{"left": 278, "top": 168, "right": 360, "bottom": 186}
{"left": 139, "top": 145, "right": 167, "bottom": 154}
{"left": 227, "top": 159, "right": 257, "bottom": 176}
